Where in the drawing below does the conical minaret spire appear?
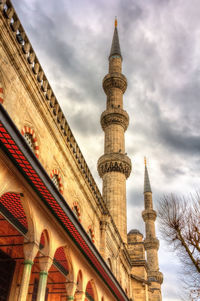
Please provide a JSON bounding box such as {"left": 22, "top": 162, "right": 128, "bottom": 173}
{"left": 98, "top": 19, "right": 131, "bottom": 244}
{"left": 142, "top": 159, "right": 163, "bottom": 300}
{"left": 144, "top": 157, "right": 152, "bottom": 193}
{"left": 109, "top": 17, "right": 122, "bottom": 59}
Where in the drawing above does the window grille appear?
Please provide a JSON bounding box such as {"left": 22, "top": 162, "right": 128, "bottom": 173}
{"left": 52, "top": 174, "right": 60, "bottom": 190}
{"left": 24, "top": 132, "right": 34, "bottom": 151}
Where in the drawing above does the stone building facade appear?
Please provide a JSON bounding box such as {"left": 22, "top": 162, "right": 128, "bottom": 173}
{"left": 0, "top": 1, "right": 163, "bottom": 300}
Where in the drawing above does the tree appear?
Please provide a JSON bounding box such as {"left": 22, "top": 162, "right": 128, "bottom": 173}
{"left": 158, "top": 193, "right": 200, "bottom": 300}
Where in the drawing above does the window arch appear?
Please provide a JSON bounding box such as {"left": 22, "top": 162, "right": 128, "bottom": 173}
{"left": 85, "top": 280, "right": 98, "bottom": 301}
{"left": 54, "top": 247, "right": 69, "bottom": 276}
{"left": 50, "top": 169, "right": 63, "bottom": 194}
{"left": 72, "top": 201, "right": 81, "bottom": 222}
{"left": 21, "top": 126, "right": 39, "bottom": 158}
{"left": 87, "top": 225, "right": 95, "bottom": 243}
{"left": 0, "top": 192, "right": 28, "bottom": 234}
{"left": 107, "top": 258, "right": 112, "bottom": 272}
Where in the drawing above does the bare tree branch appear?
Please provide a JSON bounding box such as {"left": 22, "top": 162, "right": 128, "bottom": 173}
{"left": 158, "top": 193, "right": 200, "bottom": 299}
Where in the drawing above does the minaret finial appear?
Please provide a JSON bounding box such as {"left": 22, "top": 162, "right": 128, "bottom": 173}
{"left": 115, "top": 16, "right": 117, "bottom": 28}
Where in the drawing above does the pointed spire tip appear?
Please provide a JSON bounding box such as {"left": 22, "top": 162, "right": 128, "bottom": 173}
{"left": 144, "top": 157, "right": 152, "bottom": 193}
{"left": 109, "top": 17, "right": 122, "bottom": 59}
{"left": 115, "top": 17, "right": 117, "bottom": 28}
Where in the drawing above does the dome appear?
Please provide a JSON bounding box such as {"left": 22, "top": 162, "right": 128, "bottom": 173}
{"left": 128, "top": 229, "right": 143, "bottom": 236}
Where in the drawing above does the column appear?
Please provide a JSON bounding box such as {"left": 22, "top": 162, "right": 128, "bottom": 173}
{"left": 75, "top": 291, "right": 85, "bottom": 301}
{"left": 36, "top": 256, "right": 52, "bottom": 301}
{"left": 65, "top": 282, "right": 77, "bottom": 300}
{"left": 18, "top": 242, "right": 38, "bottom": 301}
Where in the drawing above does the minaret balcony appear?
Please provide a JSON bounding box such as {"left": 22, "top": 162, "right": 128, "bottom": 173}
{"left": 148, "top": 270, "right": 164, "bottom": 284}
{"left": 97, "top": 152, "right": 132, "bottom": 178}
{"left": 100, "top": 108, "right": 129, "bottom": 131}
{"left": 144, "top": 238, "right": 159, "bottom": 250}
{"left": 102, "top": 72, "right": 127, "bottom": 94}
{"left": 142, "top": 209, "right": 157, "bottom": 222}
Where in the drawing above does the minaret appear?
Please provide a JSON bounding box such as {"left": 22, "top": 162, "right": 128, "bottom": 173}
{"left": 97, "top": 18, "right": 131, "bottom": 244}
{"left": 142, "top": 158, "right": 163, "bottom": 299}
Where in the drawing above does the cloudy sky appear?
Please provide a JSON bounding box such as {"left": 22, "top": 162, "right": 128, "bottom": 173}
{"left": 11, "top": 0, "right": 200, "bottom": 300}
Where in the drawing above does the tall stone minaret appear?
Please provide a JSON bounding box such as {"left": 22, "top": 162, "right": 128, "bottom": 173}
{"left": 97, "top": 18, "right": 131, "bottom": 244}
{"left": 142, "top": 158, "right": 163, "bottom": 300}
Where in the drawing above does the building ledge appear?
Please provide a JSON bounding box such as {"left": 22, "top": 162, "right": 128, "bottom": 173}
{"left": 131, "top": 274, "right": 149, "bottom": 285}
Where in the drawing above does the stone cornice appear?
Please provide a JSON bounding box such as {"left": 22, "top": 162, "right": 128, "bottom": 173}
{"left": 101, "top": 108, "right": 129, "bottom": 131}
{"left": 131, "top": 259, "right": 148, "bottom": 269}
{"left": 97, "top": 153, "right": 132, "bottom": 178}
{"left": 102, "top": 72, "right": 127, "bottom": 94}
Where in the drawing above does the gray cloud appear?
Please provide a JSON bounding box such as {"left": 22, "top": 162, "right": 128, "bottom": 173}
{"left": 158, "top": 120, "right": 200, "bottom": 155}
{"left": 160, "top": 163, "right": 185, "bottom": 178}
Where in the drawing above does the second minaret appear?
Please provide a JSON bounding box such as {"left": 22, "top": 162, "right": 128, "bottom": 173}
{"left": 98, "top": 19, "right": 131, "bottom": 244}
{"left": 142, "top": 159, "right": 163, "bottom": 300}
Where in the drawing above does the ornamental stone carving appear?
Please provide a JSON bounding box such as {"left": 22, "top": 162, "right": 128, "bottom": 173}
{"left": 101, "top": 108, "right": 129, "bottom": 131}
{"left": 102, "top": 72, "right": 127, "bottom": 94}
{"left": 142, "top": 209, "right": 157, "bottom": 222}
{"left": 148, "top": 271, "right": 164, "bottom": 284}
{"left": 97, "top": 153, "right": 132, "bottom": 178}
{"left": 144, "top": 238, "right": 159, "bottom": 250}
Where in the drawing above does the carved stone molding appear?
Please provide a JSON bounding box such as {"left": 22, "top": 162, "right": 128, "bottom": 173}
{"left": 101, "top": 108, "right": 129, "bottom": 131}
{"left": 142, "top": 209, "right": 157, "bottom": 222}
{"left": 131, "top": 260, "right": 148, "bottom": 269}
{"left": 97, "top": 153, "right": 132, "bottom": 178}
{"left": 144, "top": 238, "right": 159, "bottom": 250}
{"left": 102, "top": 72, "right": 127, "bottom": 94}
{"left": 148, "top": 270, "right": 163, "bottom": 284}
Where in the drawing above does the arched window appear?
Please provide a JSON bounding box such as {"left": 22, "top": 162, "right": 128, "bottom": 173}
{"left": 87, "top": 226, "right": 95, "bottom": 243}
{"left": 73, "top": 206, "right": 79, "bottom": 218}
{"left": 85, "top": 280, "right": 98, "bottom": 301}
{"left": 72, "top": 202, "right": 81, "bottom": 222}
{"left": 21, "top": 126, "right": 39, "bottom": 158}
{"left": 107, "top": 258, "right": 112, "bottom": 271}
{"left": 50, "top": 169, "right": 63, "bottom": 194}
{"left": 88, "top": 229, "right": 93, "bottom": 240}
{"left": 52, "top": 174, "right": 59, "bottom": 190}
{"left": 24, "top": 132, "right": 34, "bottom": 151}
